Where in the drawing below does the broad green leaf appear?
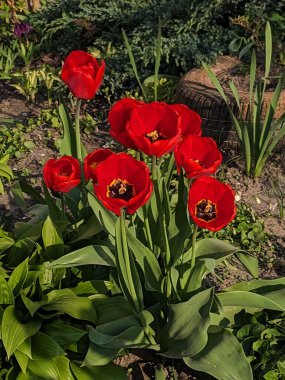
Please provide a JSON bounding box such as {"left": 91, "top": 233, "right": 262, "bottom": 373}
{"left": 184, "top": 325, "right": 253, "bottom": 380}
{"left": 92, "top": 296, "right": 133, "bottom": 325}
{"left": 218, "top": 291, "right": 285, "bottom": 311}
{"left": 88, "top": 192, "right": 116, "bottom": 236}
{"left": 8, "top": 258, "right": 29, "bottom": 296}
{"left": 2, "top": 306, "right": 41, "bottom": 359}
{"left": 71, "top": 280, "right": 113, "bottom": 295}
{"left": 42, "top": 216, "right": 64, "bottom": 260}
{"left": 162, "top": 288, "right": 214, "bottom": 358}
{"left": 225, "top": 278, "right": 285, "bottom": 292}
{"left": 82, "top": 341, "right": 118, "bottom": 366}
{"left": 14, "top": 350, "right": 29, "bottom": 374}
{"left": 88, "top": 310, "right": 157, "bottom": 349}
{"left": 46, "top": 245, "right": 115, "bottom": 268}
{"left": 31, "top": 332, "right": 65, "bottom": 359}
{"left": 42, "top": 320, "right": 86, "bottom": 346}
{"left": 115, "top": 215, "right": 144, "bottom": 315}
{"left": 185, "top": 238, "right": 238, "bottom": 263}
{"left": 71, "top": 362, "right": 128, "bottom": 380}
{"left": 27, "top": 357, "right": 70, "bottom": 380}
{"left": 0, "top": 274, "right": 14, "bottom": 305}
{"left": 127, "top": 228, "right": 163, "bottom": 293}
{"left": 236, "top": 252, "right": 258, "bottom": 278}
{"left": 43, "top": 289, "right": 97, "bottom": 323}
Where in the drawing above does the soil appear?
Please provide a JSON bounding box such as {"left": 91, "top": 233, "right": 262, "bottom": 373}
{"left": 1, "top": 84, "right": 285, "bottom": 379}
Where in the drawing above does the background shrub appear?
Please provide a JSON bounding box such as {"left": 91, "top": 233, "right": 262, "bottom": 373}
{"left": 28, "top": 0, "right": 285, "bottom": 95}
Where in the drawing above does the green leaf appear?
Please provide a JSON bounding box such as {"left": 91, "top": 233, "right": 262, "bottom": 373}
{"left": 218, "top": 291, "right": 285, "bottom": 311}
{"left": 42, "top": 216, "right": 64, "bottom": 260}
{"left": 71, "top": 362, "right": 128, "bottom": 380}
{"left": 31, "top": 332, "right": 65, "bottom": 359}
{"left": 82, "top": 340, "right": 118, "bottom": 366}
{"left": 14, "top": 349, "right": 29, "bottom": 374}
{"left": 265, "top": 21, "right": 272, "bottom": 79}
{"left": 8, "top": 258, "right": 29, "bottom": 296}
{"left": 43, "top": 289, "right": 97, "bottom": 323}
{"left": 46, "top": 245, "right": 115, "bottom": 269}
{"left": 185, "top": 238, "right": 238, "bottom": 263}
{"left": 2, "top": 306, "right": 41, "bottom": 359}
{"left": 71, "top": 280, "right": 113, "bottom": 296}
{"left": 0, "top": 275, "right": 14, "bottom": 305}
{"left": 155, "top": 366, "right": 167, "bottom": 380}
{"left": 154, "top": 17, "right": 162, "bottom": 102}
{"left": 27, "top": 357, "right": 72, "bottom": 380}
{"left": 88, "top": 312, "right": 154, "bottom": 349}
{"left": 236, "top": 252, "right": 258, "bottom": 278}
{"left": 58, "top": 98, "right": 77, "bottom": 157}
{"left": 184, "top": 325, "right": 253, "bottom": 380}
{"left": 42, "top": 320, "right": 86, "bottom": 346}
{"left": 115, "top": 215, "right": 143, "bottom": 315}
{"left": 87, "top": 192, "right": 116, "bottom": 236}
{"left": 162, "top": 288, "right": 214, "bottom": 358}
{"left": 127, "top": 228, "right": 163, "bottom": 293}
{"left": 92, "top": 296, "right": 133, "bottom": 325}
{"left": 122, "top": 29, "right": 148, "bottom": 102}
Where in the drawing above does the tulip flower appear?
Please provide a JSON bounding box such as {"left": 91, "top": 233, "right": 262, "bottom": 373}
{"left": 61, "top": 50, "right": 105, "bottom": 99}
{"left": 126, "top": 102, "right": 181, "bottom": 157}
{"left": 171, "top": 104, "right": 202, "bottom": 137}
{"left": 188, "top": 176, "right": 236, "bottom": 231}
{"left": 108, "top": 98, "right": 144, "bottom": 149}
{"left": 43, "top": 156, "right": 81, "bottom": 193}
{"left": 175, "top": 135, "right": 222, "bottom": 178}
{"left": 84, "top": 148, "right": 114, "bottom": 182}
{"left": 93, "top": 153, "right": 153, "bottom": 215}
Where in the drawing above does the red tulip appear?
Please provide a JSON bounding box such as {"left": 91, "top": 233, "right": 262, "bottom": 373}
{"left": 84, "top": 148, "right": 114, "bottom": 182}
{"left": 126, "top": 102, "right": 181, "bottom": 157}
{"left": 43, "top": 156, "right": 81, "bottom": 193}
{"left": 61, "top": 50, "right": 105, "bottom": 99}
{"left": 188, "top": 177, "right": 236, "bottom": 231}
{"left": 93, "top": 153, "right": 153, "bottom": 215}
{"left": 108, "top": 98, "right": 144, "bottom": 149}
{"left": 174, "top": 135, "right": 222, "bottom": 178}
{"left": 171, "top": 104, "right": 202, "bottom": 137}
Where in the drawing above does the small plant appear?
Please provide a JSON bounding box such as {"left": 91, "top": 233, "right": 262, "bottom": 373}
{"left": 0, "top": 119, "right": 36, "bottom": 157}
{"left": 234, "top": 310, "right": 285, "bottom": 379}
{"left": 206, "top": 203, "right": 267, "bottom": 254}
{"left": 0, "top": 42, "right": 18, "bottom": 80}
{"left": 204, "top": 22, "right": 285, "bottom": 177}
{"left": 0, "top": 154, "right": 13, "bottom": 194}
{"left": 11, "top": 68, "right": 39, "bottom": 101}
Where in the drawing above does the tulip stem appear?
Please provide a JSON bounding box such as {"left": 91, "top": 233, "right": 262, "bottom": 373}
{"left": 151, "top": 155, "right": 172, "bottom": 298}
{"left": 60, "top": 193, "right": 65, "bottom": 220}
{"left": 119, "top": 210, "right": 141, "bottom": 315}
{"left": 191, "top": 224, "right": 198, "bottom": 269}
{"left": 142, "top": 205, "right": 153, "bottom": 251}
{"left": 75, "top": 98, "right": 82, "bottom": 161}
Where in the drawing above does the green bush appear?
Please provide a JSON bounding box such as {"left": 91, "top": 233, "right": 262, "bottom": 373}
{"left": 29, "top": 0, "right": 284, "bottom": 95}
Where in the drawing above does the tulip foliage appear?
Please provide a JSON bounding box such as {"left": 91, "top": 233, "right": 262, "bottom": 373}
{"left": 2, "top": 49, "right": 285, "bottom": 380}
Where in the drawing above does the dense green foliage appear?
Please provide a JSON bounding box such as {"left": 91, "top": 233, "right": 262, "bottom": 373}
{"left": 29, "top": 0, "right": 283, "bottom": 94}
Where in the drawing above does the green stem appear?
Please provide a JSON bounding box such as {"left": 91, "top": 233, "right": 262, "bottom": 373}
{"left": 191, "top": 224, "right": 198, "bottom": 269}
{"left": 75, "top": 98, "right": 82, "bottom": 161}
{"left": 151, "top": 155, "right": 171, "bottom": 298}
{"left": 60, "top": 193, "right": 65, "bottom": 220}
{"left": 142, "top": 205, "right": 153, "bottom": 251}
{"left": 120, "top": 210, "right": 140, "bottom": 314}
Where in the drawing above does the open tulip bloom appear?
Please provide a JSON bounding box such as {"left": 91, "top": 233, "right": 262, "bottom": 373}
{"left": 36, "top": 49, "right": 272, "bottom": 380}
{"left": 174, "top": 134, "right": 223, "bottom": 178}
